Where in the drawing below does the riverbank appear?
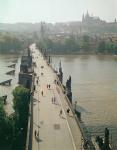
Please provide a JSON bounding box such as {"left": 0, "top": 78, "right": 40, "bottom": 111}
{"left": 48, "top": 51, "right": 117, "bottom": 56}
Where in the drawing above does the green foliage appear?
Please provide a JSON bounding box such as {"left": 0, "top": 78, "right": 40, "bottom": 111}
{"left": 13, "top": 86, "right": 30, "bottom": 129}
{"left": 11, "top": 86, "right": 30, "bottom": 150}
{"left": 0, "top": 32, "right": 30, "bottom": 53}
{"left": 81, "top": 35, "right": 90, "bottom": 51}
{"left": 37, "top": 36, "right": 80, "bottom": 54}
{"left": 37, "top": 35, "right": 117, "bottom": 55}
{"left": 0, "top": 77, "right": 30, "bottom": 150}
{"left": 113, "top": 44, "right": 117, "bottom": 54}
{"left": 64, "top": 36, "right": 79, "bottom": 52}
{"left": 97, "top": 40, "right": 117, "bottom": 54}
{"left": 97, "top": 41, "right": 106, "bottom": 53}
{"left": 0, "top": 100, "right": 14, "bottom": 146}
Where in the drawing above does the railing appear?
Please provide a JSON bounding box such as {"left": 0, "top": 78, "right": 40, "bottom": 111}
{"left": 25, "top": 73, "right": 35, "bottom": 150}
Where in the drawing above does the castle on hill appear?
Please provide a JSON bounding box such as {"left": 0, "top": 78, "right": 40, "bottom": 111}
{"left": 82, "top": 11, "right": 106, "bottom": 24}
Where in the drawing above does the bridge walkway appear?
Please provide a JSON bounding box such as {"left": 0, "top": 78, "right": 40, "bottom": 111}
{"left": 31, "top": 44, "right": 84, "bottom": 150}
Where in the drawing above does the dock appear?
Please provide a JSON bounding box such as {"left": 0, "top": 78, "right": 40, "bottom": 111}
{"left": 31, "top": 44, "right": 85, "bottom": 150}
{"left": 6, "top": 70, "right": 15, "bottom": 75}
{"left": 0, "top": 79, "right": 12, "bottom": 86}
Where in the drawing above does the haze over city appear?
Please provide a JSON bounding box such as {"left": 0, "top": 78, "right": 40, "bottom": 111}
{"left": 0, "top": 0, "right": 116, "bottom": 23}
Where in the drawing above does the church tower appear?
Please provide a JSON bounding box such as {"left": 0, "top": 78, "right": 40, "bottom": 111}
{"left": 82, "top": 13, "right": 85, "bottom": 22}
{"left": 86, "top": 10, "right": 90, "bottom": 17}
{"left": 40, "top": 22, "right": 46, "bottom": 40}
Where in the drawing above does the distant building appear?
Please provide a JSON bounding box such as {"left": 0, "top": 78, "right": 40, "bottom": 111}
{"left": 82, "top": 11, "right": 106, "bottom": 24}
{"left": 102, "top": 33, "right": 117, "bottom": 43}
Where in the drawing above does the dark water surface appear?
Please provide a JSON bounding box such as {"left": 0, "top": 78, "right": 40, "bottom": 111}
{"left": 52, "top": 55, "right": 117, "bottom": 147}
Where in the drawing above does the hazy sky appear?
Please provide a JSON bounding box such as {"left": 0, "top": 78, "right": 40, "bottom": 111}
{"left": 0, "top": 0, "right": 116, "bottom": 23}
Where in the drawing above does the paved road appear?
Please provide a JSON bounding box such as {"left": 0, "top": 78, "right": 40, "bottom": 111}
{"left": 31, "top": 44, "right": 84, "bottom": 150}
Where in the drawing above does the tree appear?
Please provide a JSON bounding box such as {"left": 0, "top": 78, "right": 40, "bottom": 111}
{"left": 0, "top": 86, "right": 30, "bottom": 149}
{"left": 81, "top": 35, "right": 90, "bottom": 52}
{"left": 0, "top": 32, "right": 28, "bottom": 53}
{"left": 65, "top": 36, "right": 79, "bottom": 52}
{"left": 97, "top": 40, "right": 106, "bottom": 53}
{"left": 12, "top": 86, "right": 30, "bottom": 150}
{"left": 0, "top": 100, "right": 13, "bottom": 146}
{"left": 105, "top": 42, "right": 114, "bottom": 53}
{"left": 13, "top": 86, "right": 30, "bottom": 129}
{"left": 113, "top": 44, "right": 117, "bottom": 54}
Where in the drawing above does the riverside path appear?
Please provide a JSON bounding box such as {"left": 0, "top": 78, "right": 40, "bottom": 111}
{"left": 31, "top": 44, "right": 84, "bottom": 150}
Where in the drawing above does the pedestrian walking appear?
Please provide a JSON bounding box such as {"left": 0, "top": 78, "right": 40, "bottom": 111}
{"left": 37, "top": 130, "right": 39, "bottom": 139}
{"left": 54, "top": 80, "right": 56, "bottom": 84}
{"left": 34, "top": 130, "right": 37, "bottom": 137}
{"left": 59, "top": 109, "right": 62, "bottom": 116}
{"left": 34, "top": 73, "right": 37, "bottom": 76}
{"left": 33, "top": 85, "right": 36, "bottom": 91}
{"left": 53, "top": 97, "right": 56, "bottom": 103}
{"left": 67, "top": 108, "right": 70, "bottom": 114}
{"left": 36, "top": 80, "right": 38, "bottom": 85}
{"left": 49, "top": 84, "right": 51, "bottom": 89}
{"left": 47, "top": 84, "right": 48, "bottom": 89}
{"left": 30, "top": 91, "right": 34, "bottom": 96}
{"left": 41, "top": 91, "right": 43, "bottom": 96}
{"left": 37, "top": 76, "right": 39, "bottom": 80}
{"left": 51, "top": 97, "right": 53, "bottom": 103}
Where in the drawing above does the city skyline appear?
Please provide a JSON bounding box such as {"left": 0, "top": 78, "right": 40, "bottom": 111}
{"left": 0, "top": 0, "right": 116, "bottom": 23}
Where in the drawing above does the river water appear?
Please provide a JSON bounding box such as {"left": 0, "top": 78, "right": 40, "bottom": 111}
{"left": 51, "top": 55, "right": 117, "bottom": 148}
{"left": 0, "top": 54, "right": 20, "bottom": 114}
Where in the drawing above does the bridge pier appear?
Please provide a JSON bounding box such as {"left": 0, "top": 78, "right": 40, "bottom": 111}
{"left": 7, "top": 63, "right": 16, "bottom": 68}
{"left": 0, "top": 79, "right": 12, "bottom": 86}
{"left": 6, "top": 70, "right": 15, "bottom": 75}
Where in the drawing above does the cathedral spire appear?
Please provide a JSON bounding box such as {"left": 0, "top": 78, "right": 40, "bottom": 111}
{"left": 82, "top": 13, "right": 84, "bottom": 22}
{"left": 86, "top": 10, "right": 89, "bottom": 17}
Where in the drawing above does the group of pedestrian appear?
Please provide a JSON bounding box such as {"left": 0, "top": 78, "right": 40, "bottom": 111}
{"left": 54, "top": 79, "right": 59, "bottom": 85}
{"left": 59, "top": 108, "right": 70, "bottom": 118}
{"left": 47, "top": 84, "right": 51, "bottom": 89}
{"left": 51, "top": 96, "right": 56, "bottom": 104}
